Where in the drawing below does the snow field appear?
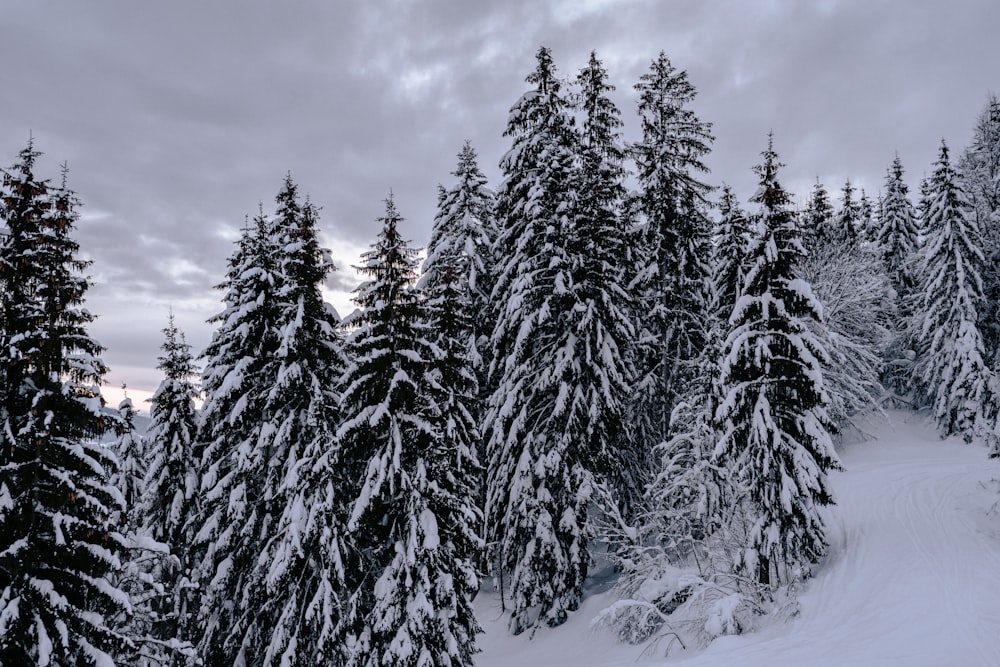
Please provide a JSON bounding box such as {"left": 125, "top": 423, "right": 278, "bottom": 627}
{"left": 476, "top": 411, "right": 1000, "bottom": 666}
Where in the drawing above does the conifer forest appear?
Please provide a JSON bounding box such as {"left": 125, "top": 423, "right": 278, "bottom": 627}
{"left": 2, "top": 46, "right": 1000, "bottom": 666}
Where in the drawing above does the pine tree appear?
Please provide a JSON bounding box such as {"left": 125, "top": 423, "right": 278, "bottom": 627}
{"left": 140, "top": 313, "right": 200, "bottom": 658}
{"left": 959, "top": 94, "right": 1000, "bottom": 366}
{"left": 629, "top": 51, "right": 714, "bottom": 452}
{"left": 877, "top": 156, "right": 922, "bottom": 395}
{"left": 484, "top": 46, "right": 593, "bottom": 634}
{"left": 419, "top": 141, "right": 496, "bottom": 529}
{"left": 340, "top": 196, "right": 479, "bottom": 665}
{"left": 915, "top": 141, "right": 989, "bottom": 441}
{"left": 878, "top": 156, "right": 921, "bottom": 297}
{"left": 420, "top": 141, "right": 497, "bottom": 343}
{"left": 570, "top": 51, "right": 636, "bottom": 513}
{"left": 112, "top": 394, "right": 145, "bottom": 523}
{"left": 801, "top": 179, "right": 835, "bottom": 250}
{"left": 421, "top": 229, "right": 486, "bottom": 667}
{"left": 713, "top": 135, "right": 841, "bottom": 587}
{"left": 0, "top": 143, "right": 134, "bottom": 664}
{"left": 192, "top": 209, "right": 281, "bottom": 664}
{"left": 835, "top": 179, "right": 861, "bottom": 245}
{"left": 254, "top": 182, "right": 349, "bottom": 666}
{"left": 711, "top": 185, "right": 751, "bottom": 324}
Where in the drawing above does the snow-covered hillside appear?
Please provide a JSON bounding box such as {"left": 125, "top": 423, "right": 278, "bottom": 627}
{"left": 476, "top": 411, "right": 1000, "bottom": 666}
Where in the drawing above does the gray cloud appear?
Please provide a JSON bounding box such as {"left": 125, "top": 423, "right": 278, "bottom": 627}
{"left": 2, "top": 0, "right": 998, "bottom": 397}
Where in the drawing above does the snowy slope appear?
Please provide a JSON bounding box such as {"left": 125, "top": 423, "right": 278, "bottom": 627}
{"left": 476, "top": 410, "right": 1000, "bottom": 666}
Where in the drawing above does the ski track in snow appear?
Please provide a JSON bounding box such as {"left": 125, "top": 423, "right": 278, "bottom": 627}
{"left": 476, "top": 411, "right": 1000, "bottom": 666}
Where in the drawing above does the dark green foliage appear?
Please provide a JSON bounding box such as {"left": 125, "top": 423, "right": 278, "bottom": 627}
{"left": 629, "top": 51, "right": 715, "bottom": 452}
{"left": 0, "top": 142, "right": 132, "bottom": 664}
{"left": 714, "top": 135, "right": 840, "bottom": 587}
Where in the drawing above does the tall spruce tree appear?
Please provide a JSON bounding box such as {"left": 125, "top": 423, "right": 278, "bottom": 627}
{"left": 915, "top": 141, "right": 989, "bottom": 441}
{"left": 254, "top": 183, "right": 349, "bottom": 666}
{"left": 877, "top": 156, "right": 922, "bottom": 395}
{"left": 112, "top": 395, "right": 145, "bottom": 523}
{"left": 711, "top": 185, "right": 751, "bottom": 324}
{"left": 802, "top": 179, "right": 835, "bottom": 251}
{"left": 878, "top": 156, "right": 921, "bottom": 298}
{"left": 959, "top": 94, "right": 1000, "bottom": 366}
{"left": 340, "top": 196, "right": 480, "bottom": 665}
{"left": 835, "top": 179, "right": 861, "bottom": 245}
{"left": 0, "top": 143, "right": 134, "bottom": 664}
{"left": 141, "top": 313, "right": 200, "bottom": 659}
{"left": 571, "top": 51, "right": 636, "bottom": 513}
{"left": 629, "top": 51, "right": 714, "bottom": 452}
{"left": 419, "top": 141, "right": 496, "bottom": 527}
{"left": 713, "top": 135, "right": 840, "bottom": 587}
{"left": 485, "top": 46, "right": 594, "bottom": 634}
{"left": 421, "top": 221, "right": 486, "bottom": 667}
{"left": 192, "top": 208, "right": 281, "bottom": 664}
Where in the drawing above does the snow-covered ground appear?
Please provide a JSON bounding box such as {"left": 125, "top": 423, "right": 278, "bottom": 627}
{"left": 476, "top": 410, "right": 1000, "bottom": 666}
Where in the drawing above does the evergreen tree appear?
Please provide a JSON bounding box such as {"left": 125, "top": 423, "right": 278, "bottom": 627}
{"left": 421, "top": 227, "right": 486, "bottom": 667}
{"left": 629, "top": 51, "right": 714, "bottom": 451}
{"left": 420, "top": 141, "right": 497, "bottom": 339}
{"left": 713, "top": 135, "right": 840, "bottom": 587}
{"left": 801, "top": 179, "right": 835, "bottom": 250}
{"left": 140, "top": 313, "right": 200, "bottom": 659}
{"left": 959, "top": 94, "right": 1000, "bottom": 366}
{"left": 835, "top": 179, "right": 861, "bottom": 244}
{"left": 915, "top": 141, "right": 989, "bottom": 441}
{"left": 112, "top": 395, "right": 145, "bottom": 523}
{"left": 485, "top": 46, "right": 594, "bottom": 634}
{"left": 711, "top": 184, "right": 751, "bottom": 324}
{"left": 571, "top": 51, "right": 636, "bottom": 512}
{"left": 195, "top": 175, "right": 349, "bottom": 665}
{"left": 341, "top": 196, "right": 480, "bottom": 665}
{"left": 254, "top": 183, "right": 349, "bottom": 666}
{"left": 419, "top": 141, "right": 496, "bottom": 525}
{"left": 192, "top": 209, "right": 281, "bottom": 664}
{"left": 877, "top": 156, "right": 922, "bottom": 395}
{"left": 877, "top": 156, "right": 921, "bottom": 297}
{"left": 0, "top": 143, "right": 134, "bottom": 664}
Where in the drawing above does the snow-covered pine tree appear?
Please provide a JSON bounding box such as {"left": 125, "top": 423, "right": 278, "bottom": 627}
{"left": 629, "top": 51, "right": 714, "bottom": 453}
{"left": 112, "top": 394, "right": 145, "bottom": 523}
{"left": 192, "top": 208, "right": 281, "bottom": 664}
{"left": 714, "top": 134, "right": 841, "bottom": 587}
{"left": 420, "top": 140, "right": 497, "bottom": 358}
{"left": 420, "top": 221, "right": 487, "bottom": 667}
{"left": 878, "top": 156, "right": 921, "bottom": 299}
{"left": 877, "top": 155, "right": 922, "bottom": 396}
{"left": 140, "top": 312, "right": 200, "bottom": 658}
{"left": 959, "top": 94, "right": 1000, "bottom": 366}
{"left": 571, "top": 51, "right": 636, "bottom": 514}
{"left": 253, "top": 181, "right": 350, "bottom": 666}
{"left": 801, "top": 179, "right": 835, "bottom": 251}
{"left": 340, "top": 196, "right": 480, "bottom": 665}
{"left": 835, "top": 179, "right": 861, "bottom": 245}
{"left": 419, "top": 141, "right": 496, "bottom": 532}
{"left": 711, "top": 185, "right": 751, "bottom": 324}
{"left": 915, "top": 141, "right": 990, "bottom": 441}
{"left": 0, "top": 143, "right": 134, "bottom": 664}
{"left": 484, "top": 46, "right": 594, "bottom": 635}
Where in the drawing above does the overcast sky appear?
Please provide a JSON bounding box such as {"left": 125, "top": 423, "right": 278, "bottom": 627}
{"left": 2, "top": 1, "right": 998, "bottom": 406}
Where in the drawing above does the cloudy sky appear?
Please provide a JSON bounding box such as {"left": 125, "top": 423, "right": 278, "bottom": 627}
{"left": 2, "top": 1, "right": 998, "bottom": 406}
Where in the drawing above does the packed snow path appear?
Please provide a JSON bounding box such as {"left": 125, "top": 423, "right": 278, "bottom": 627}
{"left": 477, "top": 411, "right": 1000, "bottom": 666}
